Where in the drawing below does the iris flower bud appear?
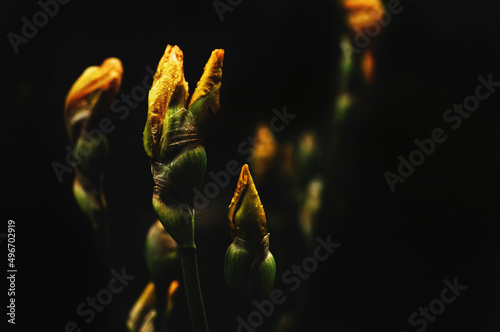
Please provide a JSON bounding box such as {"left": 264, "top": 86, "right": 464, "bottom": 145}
{"left": 144, "top": 45, "right": 224, "bottom": 248}
{"left": 224, "top": 237, "right": 254, "bottom": 290}
{"left": 146, "top": 220, "right": 180, "bottom": 282}
{"left": 228, "top": 164, "right": 267, "bottom": 243}
{"left": 249, "top": 247, "right": 276, "bottom": 301}
{"left": 145, "top": 219, "right": 181, "bottom": 327}
{"left": 341, "top": 0, "right": 385, "bottom": 83}
{"left": 225, "top": 165, "right": 276, "bottom": 300}
{"left": 65, "top": 58, "right": 123, "bottom": 144}
{"left": 64, "top": 58, "right": 123, "bottom": 230}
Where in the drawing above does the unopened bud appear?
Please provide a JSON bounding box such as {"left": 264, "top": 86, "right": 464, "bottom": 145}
{"left": 224, "top": 237, "right": 254, "bottom": 291}
{"left": 249, "top": 250, "right": 276, "bottom": 301}
{"left": 143, "top": 45, "right": 224, "bottom": 248}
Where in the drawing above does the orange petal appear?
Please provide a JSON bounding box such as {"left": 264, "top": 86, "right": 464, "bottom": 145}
{"left": 65, "top": 57, "right": 123, "bottom": 112}
{"left": 127, "top": 282, "right": 155, "bottom": 332}
{"left": 144, "top": 45, "right": 190, "bottom": 158}
{"left": 228, "top": 164, "right": 267, "bottom": 240}
{"left": 343, "top": 0, "right": 384, "bottom": 33}
{"left": 187, "top": 49, "right": 224, "bottom": 127}
{"left": 362, "top": 48, "right": 374, "bottom": 83}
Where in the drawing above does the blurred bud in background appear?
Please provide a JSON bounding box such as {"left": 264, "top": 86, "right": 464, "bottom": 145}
{"left": 64, "top": 58, "right": 123, "bottom": 269}
{"left": 127, "top": 279, "right": 182, "bottom": 332}
{"left": 250, "top": 123, "right": 278, "bottom": 184}
{"left": 127, "top": 220, "right": 185, "bottom": 332}
{"left": 341, "top": 0, "right": 385, "bottom": 84}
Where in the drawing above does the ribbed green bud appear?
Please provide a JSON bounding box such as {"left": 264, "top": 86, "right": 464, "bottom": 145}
{"left": 249, "top": 250, "right": 276, "bottom": 301}
{"left": 152, "top": 194, "right": 196, "bottom": 249}
{"left": 224, "top": 237, "right": 254, "bottom": 290}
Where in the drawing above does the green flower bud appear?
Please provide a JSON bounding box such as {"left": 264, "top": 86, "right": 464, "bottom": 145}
{"left": 151, "top": 144, "right": 207, "bottom": 248}
{"left": 224, "top": 237, "right": 254, "bottom": 290}
{"left": 64, "top": 58, "right": 122, "bottom": 228}
{"left": 225, "top": 165, "right": 276, "bottom": 300}
{"left": 152, "top": 194, "right": 196, "bottom": 249}
{"left": 145, "top": 220, "right": 180, "bottom": 284}
{"left": 249, "top": 249, "right": 276, "bottom": 301}
{"left": 228, "top": 164, "right": 267, "bottom": 244}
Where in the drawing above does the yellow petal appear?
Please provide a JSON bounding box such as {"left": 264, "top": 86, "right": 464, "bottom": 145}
{"left": 65, "top": 57, "right": 123, "bottom": 112}
{"left": 127, "top": 282, "right": 156, "bottom": 332}
{"left": 228, "top": 164, "right": 267, "bottom": 241}
{"left": 145, "top": 45, "right": 190, "bottom": 158}
{"left": 343, "top": 0, "right": 384, "bottom": 33}
{"left": 187, "top": 49, "right": 224, "bottom": 127}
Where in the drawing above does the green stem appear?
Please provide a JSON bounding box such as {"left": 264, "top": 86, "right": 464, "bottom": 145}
{"left": 180, "top": 246, "right": 209, "bottom": 332}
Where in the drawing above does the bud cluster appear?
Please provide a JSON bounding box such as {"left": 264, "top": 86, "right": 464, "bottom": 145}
{"left": 143, "top": 45, "right": 224, "bottom": 248}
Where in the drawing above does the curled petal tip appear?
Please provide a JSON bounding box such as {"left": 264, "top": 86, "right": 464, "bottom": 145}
{"left": 65, "top": 57, "right": 123, "bottom": 112}
{"left": 145, "top": 45, "right": 190, "bottom": 158}
{"left": 188, "top": 48, "right": 225, "bottom": 127}
{"left": 64, "top": 57, "right": 122, "bottom": 142}
{"left": 228, "top": 164, "right": 250, "bottom": 224}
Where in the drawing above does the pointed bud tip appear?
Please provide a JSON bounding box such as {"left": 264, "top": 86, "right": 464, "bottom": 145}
{"left": 228, "top": 164, "right": 251, "bottom": 224}
{"left": 187, "top": 48, "right": 225, "bottom": 123}
{"left": 228, "top": 164, "right": 267, "bottom": 241}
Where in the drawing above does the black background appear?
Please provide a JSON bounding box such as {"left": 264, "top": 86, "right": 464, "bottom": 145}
{"left": 2, "top": 0, "right": 500, "bottom": 331}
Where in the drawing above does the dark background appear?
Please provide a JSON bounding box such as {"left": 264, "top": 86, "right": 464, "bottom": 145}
{"left": 2, "top": 0, "right": 500, "bottom": 331}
